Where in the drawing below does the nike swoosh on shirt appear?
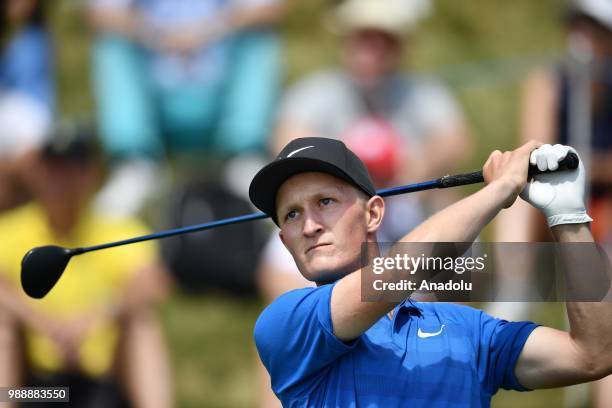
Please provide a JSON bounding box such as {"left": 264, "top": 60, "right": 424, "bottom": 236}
{"left": 417, "top": 325, "right": 445, "bottom": 338}
{"left": 286, "top": 146, "right": 314, "bottom": 157}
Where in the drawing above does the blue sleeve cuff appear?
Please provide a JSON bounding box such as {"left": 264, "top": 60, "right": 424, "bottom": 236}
{"left": 503, "top": 322, "right": 540, "bottom": 392}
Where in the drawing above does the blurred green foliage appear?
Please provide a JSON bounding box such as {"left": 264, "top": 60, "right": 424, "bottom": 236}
{"left": 48, "top": 0, "right": 592, "bottom": 406}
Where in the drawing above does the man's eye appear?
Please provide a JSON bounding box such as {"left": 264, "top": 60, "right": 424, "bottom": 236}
{"left": 286, "top": 210, "right": 297, "bottom": 220}
{"left": 320, "top": 198, "right": 332, "bottom": 206}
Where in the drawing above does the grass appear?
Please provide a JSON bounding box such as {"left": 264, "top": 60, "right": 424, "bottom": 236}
{"left": 160, "top": 293, "right": 263, "bottom": 408}
{"left": 44, "top": 0, "right": 596, "bottom": 406}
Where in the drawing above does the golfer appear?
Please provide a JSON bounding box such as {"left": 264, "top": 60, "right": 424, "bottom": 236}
{"left": 248, "top": 137, "right": 611, "bottom": 407}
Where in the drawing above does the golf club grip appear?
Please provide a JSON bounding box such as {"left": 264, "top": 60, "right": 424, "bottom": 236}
{"left": 439, "top": 152, "right": 580, "bottom": 188}
{"left": 439, "top": 171, "right": 484, "bottom": 188}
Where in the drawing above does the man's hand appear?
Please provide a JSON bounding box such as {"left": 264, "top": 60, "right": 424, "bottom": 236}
{"left": 482, "top": 140, "right": 542, "bottom": 208}
{"left": 520, "top": 144, "right": 593, "bottom": 227}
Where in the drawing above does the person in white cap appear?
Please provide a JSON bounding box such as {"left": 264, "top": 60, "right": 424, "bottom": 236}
{"left": 493, "top": 0, "right": 612, "bottom": 406}
{"left": 273, "top": 0, "right": 468, "bottom": 184}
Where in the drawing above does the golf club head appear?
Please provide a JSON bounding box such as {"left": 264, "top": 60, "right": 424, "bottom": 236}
{"left": 21, "top": 246, "right": 73, "bottom": 299}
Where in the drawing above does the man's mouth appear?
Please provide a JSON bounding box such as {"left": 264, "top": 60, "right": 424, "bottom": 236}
{"left": 306, "top": 243, "right": 332, "bottom": 254}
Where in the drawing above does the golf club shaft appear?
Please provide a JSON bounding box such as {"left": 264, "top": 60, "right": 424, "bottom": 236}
{"left": 72, "top": 211, "right": 269, "bottom": 255}
{"left": 74, "top": 181, "right": 436, "bottom": 255}
{"left": 71, "top": 152, "right": 579, "bottom": 255}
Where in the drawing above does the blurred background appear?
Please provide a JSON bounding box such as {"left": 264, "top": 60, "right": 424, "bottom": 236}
{"left": 1, "top": 0, "right": 611, "bottom": 407}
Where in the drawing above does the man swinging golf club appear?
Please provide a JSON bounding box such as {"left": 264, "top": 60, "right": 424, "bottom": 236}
{"left": 248, "top": 137, "right": 612, "bottom": 407}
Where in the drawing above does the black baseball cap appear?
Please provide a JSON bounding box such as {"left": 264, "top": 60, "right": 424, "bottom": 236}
{"left": 249, "top": 137, "right": 376, "bottom": 224}
{"left": 42, "top": 118, "right": 99, "bottom": 163}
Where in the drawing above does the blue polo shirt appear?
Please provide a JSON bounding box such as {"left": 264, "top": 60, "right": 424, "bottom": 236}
{"left": 254, "top": 283, "right": 539, "bottom": 407}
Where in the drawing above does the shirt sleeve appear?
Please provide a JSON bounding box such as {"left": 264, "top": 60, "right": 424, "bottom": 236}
{"left": 254, "top": 283, "right": 359, "bottom": 400}
{"left": 477, "top": 311, "right": 539, "bottom": 394}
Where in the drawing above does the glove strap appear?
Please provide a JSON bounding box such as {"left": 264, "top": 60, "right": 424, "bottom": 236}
{"left": 547, "top": 212, "right": 593, "bottom": 227}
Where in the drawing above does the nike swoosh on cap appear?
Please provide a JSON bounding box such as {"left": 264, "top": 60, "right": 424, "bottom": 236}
{"left": 417, "top": 325, "right": 445, "bottom": 339}
{"left": 286, "top": 146, "right": 315, "bottom": 157}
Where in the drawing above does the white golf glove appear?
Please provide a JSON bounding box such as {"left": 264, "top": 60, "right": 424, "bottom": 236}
{"left": 520, "top": 144, "right": 593, "bottom": 227}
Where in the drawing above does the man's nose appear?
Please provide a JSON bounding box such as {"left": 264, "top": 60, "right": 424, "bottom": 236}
{"left": 302, "top": 211, "right": 324, "bottom": 237}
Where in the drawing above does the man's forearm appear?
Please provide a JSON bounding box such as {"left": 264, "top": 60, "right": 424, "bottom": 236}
{"left": 553, "top": 223, "right": 612, "bottom": 377}
{"left": 402, "top": 179, "right": 512, "bottom": 243}
{"left": 551, "top": 223, "right": 593, "bottom": 243}
{"left": 386, "top": 180, "right": 515, "bottom": 292}
{"left": 332, "top": 172, "right": 516, "bottom": 340}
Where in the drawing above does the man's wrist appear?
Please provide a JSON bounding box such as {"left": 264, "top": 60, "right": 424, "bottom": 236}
{"left": 487, "top": 177, "right": 522, "bottom": 209}
{"left": 551, "top": 222, "right": 594, "bottom": 242}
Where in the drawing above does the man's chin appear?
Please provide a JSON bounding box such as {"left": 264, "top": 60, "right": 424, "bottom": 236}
{"left": 302, "top": 260, "right": 355, "bottom": 283}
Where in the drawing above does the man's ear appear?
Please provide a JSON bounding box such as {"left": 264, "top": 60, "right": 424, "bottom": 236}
{"left": 365, "top": 195, "right": 385, "bottom": 233}
{"left": 278, "top": 230, "right": 288, "bottom": 249}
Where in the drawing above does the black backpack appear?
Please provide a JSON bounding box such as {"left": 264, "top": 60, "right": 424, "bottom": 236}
{"left": 161, "top": 180, "right": 267, "bottom": 295}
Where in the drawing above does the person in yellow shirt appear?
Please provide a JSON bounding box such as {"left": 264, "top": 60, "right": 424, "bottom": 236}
{"left": 0, "top": 120, "right": 172, "bottom": 408}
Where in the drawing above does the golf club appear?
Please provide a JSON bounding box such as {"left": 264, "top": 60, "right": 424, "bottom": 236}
{"left": 21, "top": 152, "right": 579, "bottom": 299}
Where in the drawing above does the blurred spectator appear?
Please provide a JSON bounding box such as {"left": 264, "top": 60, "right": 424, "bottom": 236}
{"left": 87, "top": 0, "right": 285, "bottom": 217}
{"left": 0, "top": 120, "right": 172, "bottom": 408}
{"left": 492, "top": 0, "right": 612, "bottom": 406}
{"left": 0, "top": 0, "right": 54, "bottom": 211}
{"left": 258, "top": 0, "right": 470, "bottom": 301}
{"left": 255, "top": 0, "right": 470, "bottom": 405}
